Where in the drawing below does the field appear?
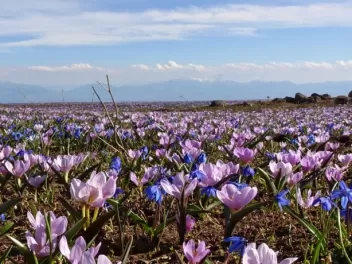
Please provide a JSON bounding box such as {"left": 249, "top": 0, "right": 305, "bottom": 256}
{"left": 0, "top": 99, "right": 351, "bottom": 264}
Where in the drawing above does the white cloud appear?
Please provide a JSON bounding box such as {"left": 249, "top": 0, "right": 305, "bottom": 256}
{"left": 1, "top": 2, "right": 352, "bottom": 47}
{"left": 229, "top": 27, "right": 257, "bottom": 36}
{"left": 131, "top": 64, "right": 150, "bottom": 71}
{"left": 3, "top": 59, "right": 352, "bottom": 87}
{"left": 28, "top": 64, "right": 104, "bottom": 72}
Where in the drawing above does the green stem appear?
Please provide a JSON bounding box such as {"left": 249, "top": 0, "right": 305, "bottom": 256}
{"left": 92, "top": 207, "right": 99, "bottom": 223}
{"left": 64, "top": 172, "right": 69, "bottom": 183}
{"left": 86, "top": 207, "right": 90, "bottom": 227}
{"left": 337, "top": 208, "right": 352, "bottom": 264}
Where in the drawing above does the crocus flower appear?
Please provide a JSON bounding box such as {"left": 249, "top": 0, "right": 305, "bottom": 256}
{"left": 59, "top": 236, "right": 112, "bottom": 264}
{"left": 338, "top": 154, "right": 352, "bottom": 166}
{"left": 128, "top": 149, "right": 142, "bottom": 160}
{"left": 183, "top": 240, "right": 210, "bottom": 264}
{"left": 70, "top": 171, "right": 116, "bottom": 208}
{"left": 28, "top": 175, "right": 47, "bottom": 188}
{"left": 176, "top": 214, "right": 196, "bottom": 233}
{"left": 242, "top": 243, "right": 297, "bottom": 264}
{"left": 52, "top": 155, "right": 81, "bottom": 173}
{"left": 296, "top": 188, "right": 321, "bottom": 209}
{"left": 325, "top": 166, "right": 345, "bottom": 182}
{"left": 269, "top": 161, "right": 292, "bottom": 178}
{"left": 0, "top": 145, "right": 12, "bottom": 160}
{"left": 234, "top": 147, "right": 257, "bottom": 164}
{"left": 5, "top": 159, "right": 31, "bottom": 177}
{"left": 160, "top": 172, "right": 198, "bottom": 200}
{"left": 26, "top": 211, "right": 68, "bottom": 257}
{"left": 287, "top": 172, "right": 303, "bottom": 186}
{"left": 216, "top": 184, "right": 257, "bottom": 211}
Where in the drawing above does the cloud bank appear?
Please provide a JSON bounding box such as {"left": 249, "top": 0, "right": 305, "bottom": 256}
{"left": 1, "top": 1, "right": 352, "bottom": 47}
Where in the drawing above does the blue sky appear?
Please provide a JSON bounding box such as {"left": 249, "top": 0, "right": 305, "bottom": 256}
{"left": 1, "top": 0, "right": 352, "bottom": 87}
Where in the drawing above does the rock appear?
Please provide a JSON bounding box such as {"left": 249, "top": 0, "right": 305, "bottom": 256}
{"left": 348, "top": 91, "right": 352, "bottom": 98}
{"left": 242, "top": 101, "right": 253, "bottom": 107}
{"left": 295, "top": 92, "right": 307, "bottom": 102}
{"left": 209, "top": 100, "right": 225, "bottom": 107}
{"left": 321, "top": 94, "right": 332, "bottom": 100}
{"left": 311, "top": 96, "right": 322, "bottom": 103}
{"left": 284, "top": 96, "right": 296, "bottom": 103}
{"left": 335, "top": 96, "right": 350, "bottom": 105}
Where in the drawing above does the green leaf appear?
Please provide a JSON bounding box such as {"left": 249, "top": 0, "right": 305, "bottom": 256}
{"left": 174, "top": 251, "right": 186, "bottom": 264}
{"left": 58, "top": 197, "right": 81, "bottom": 221}
{"left": 0, "top": 222, "right": 14, "bottom": 236}
{"left": 0, "top": 197, "right": 22, "bottom": 214}
{"left": 0, "top": 245, "right": 12, "bottom": 264}
{"left": 121, "top": 236, "right": 133, "bottom": 264}
{"left": 128, "top": 211, "right": 153, "bottom": 234}
{"left": 6, "top": 235, "right": 30, "bottom": 256}
{"left": 283, "top": 206, "right": 325, "bottom": 246}
{"left": 77, "top": 163, "right": 100, "bottom": 181}
{"left": 257, "top": 168, "right": 277, "bottom": 195}
{"left": 225, "top": 201, "right": 272, "bottom": 238}
{"left": 337, "top": 208, "right": 352, "bottom": 264}
{"left": 64, "top": 217, "right": 87, "bottom": 242}
{"left": 82, "top": 209, "right": 116, "bottom": 244}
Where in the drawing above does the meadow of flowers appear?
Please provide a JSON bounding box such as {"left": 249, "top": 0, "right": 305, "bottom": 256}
{"left": 0, "top": 101, "right": 352, "bottom": 263}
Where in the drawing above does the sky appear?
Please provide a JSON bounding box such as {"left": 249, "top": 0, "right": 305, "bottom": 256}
{"left": 1, "top": 0, "right": 352, "bottom": 88}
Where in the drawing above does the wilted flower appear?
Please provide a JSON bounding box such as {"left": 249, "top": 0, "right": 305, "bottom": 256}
{"left": 183, "top": 240, "right": 210, "bottom": 264}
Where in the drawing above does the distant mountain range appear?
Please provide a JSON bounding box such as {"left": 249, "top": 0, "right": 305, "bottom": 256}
{"left": 0, "top": 80, "right": 352, "bottom": 103}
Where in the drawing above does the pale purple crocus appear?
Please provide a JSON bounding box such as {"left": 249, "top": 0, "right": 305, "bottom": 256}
{"left": 325, "top": 166, "right": 346, "bottom": 182}
{"left": 160, "top": 172, "right": 198, "bottom": 200}
{"left": 287, "top": 171, "right": 303, "bottom": 186}
{"left": 278, "top": 150, "right": 301, "bottom": 166}
{"left": 28, "top": 175, "right": 47, "bottom": 188}
{"left": 26, "top": 211, "right": 68, "bottom": 257}
{"left": 216, "top": 184, "right": 257, "bottom": 211}
{"left": 5, "top": 159, "right": 31, "bottom": 177}
{"left": 325, "top": 142, "right": 340, "bottom": 151}
{"left": 0, "top": 145, "right": 12, "bottom": 160}
{"left": 338, "top": 154, "right": 352, "bottom": 166}
{"left": 269, "top": 161, "right": 293, "bottom": 178}
{"left": 233, "top": 147, "right": 257, "bottom": 164}
{"left": 52, "top": 154, "right": 82, "bottom": 173}
{"left": 242, "top": 243, "right": 297, "bottom": 264}
{"left": 296, "top": 188, "right": 321, "bottom": 209}
{"left": 127, "top": 149, "right": 142, "bottom": 160}
{"left": 183, "top": 240, "right": 210, "bottom": 264}
{"left": 70, "top": 171, "right": 116, "bottom": 208}
{"left": 26, "top": 228, "right": 55, "bottom": 257}
{"left": 300, "top": 155, "right": 320, "bottom": 173}
{"left": 59, "top": 236, "right": 112, "bottom": 264}
{"left": 176, "top": 214, "right": 196, "bottom": 233}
